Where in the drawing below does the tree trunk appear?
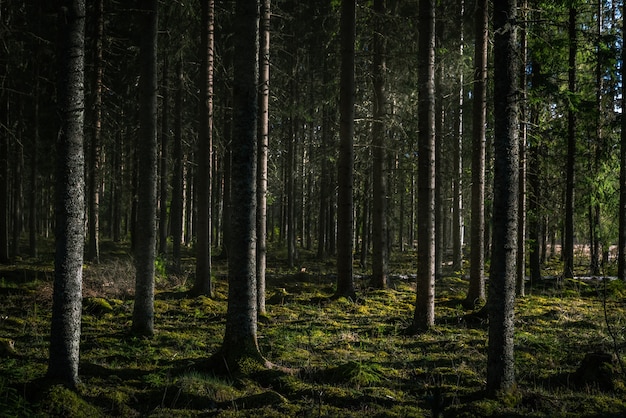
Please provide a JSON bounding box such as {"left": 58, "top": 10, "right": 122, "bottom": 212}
{"left": 370, "top": 0, "right": 388, "bottom": 288}
{"left": 193, "top": 0, "right": 214, "bottom": 297}
{"left": 617, "top": 2, "right": 626, "bottom": 281}
{"left": 171, "top": 58, "right": 184, "bottom": 268}
{"left": 564, "top": 7, "right": 577, "bottom": 279}
{"left": 132, "top": 0, "right": 158, "bottom": 337}
{"left": 0, "top": 62, "right": 8, "bottom": 264}
{"left": 487, "top": 0, "right": 519, "bottom": 395}
{"left": 452, "top": 0, "right": 464, "bottom": 271}
{"left": 158, "top": 56, "right": 169, "bottom": 257}
{"left": 257, "top": 0, "right": 270, "bottom": 316}
{"left": 413, "top": 0, "right": 436, "bottom": 331}
{"left": 87, "top": 0, "right": 103, "bottom": 263}
{"left": 336, "top": 0, "right": 356, "bottom": 299}
{"left": 466, "top": 0, "right": 488, "bottom": 308}
{"left": 517, "top": 0, "right": 528, "bottom": 297}
{"left": 47, "top": 0, "right": 86, "bottom": 388}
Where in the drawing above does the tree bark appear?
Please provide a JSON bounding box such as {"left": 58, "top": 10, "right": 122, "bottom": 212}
{"left": 619, "top": 0, "right": 626, "bottom": 282}
{"left": 215, "top": 0, "right": 265, "bottom": 370}
{"left": 487, "top": 0, "right": 519, "bottom": 395}
{"left": 517, "top": 0, "right": 528, "bottom": 297}
{"left": 564, "top": 7, "right": 577, "bottom": 279}
{"left": 47, "top": 0, "right": 86, "bottom": 388}
{"left": 413, "top": 0, "right": 436, "bottom": 331}
{"left": 158, "top": 56, "right": 169, "bottom": 257}
{"left": 371, "top": 0, "right": 388, "bottom": 289}
{"left": 86, "top": 0, "right": 103, "bottom": 263}
{"left": 193, "top": 0, "right": 214, "bottom": 297}
{"left": 171, "top": 58, "right": 184, "bottom": 269}
{"left": 132, "top": 0, "right": 158, "bottom": 337}
{"left": 466, "top": 0, "right": 488, "bottom": 308}
{"left": 256, "top": 0, "right": 270, "bottom": 316}
{"left": 336, "top": 0, "right": 356, "bottom": 299}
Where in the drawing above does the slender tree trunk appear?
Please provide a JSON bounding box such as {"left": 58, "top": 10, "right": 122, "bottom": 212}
{"left": 257, "top": 0, "right": 270, "bottom": 316}
{"left": 193, "top": 0, "right": 214, "bottom": 297}
{"left": 452, "top": 0, "right": 464, "bottom": 271}
{"left": 487, "top": 0, "right": 519, "bottom": 395}
{"left": 29, "top": 73, "right": 39, "bottom": 258}
{"left": 158, "top": 56, "right": 169, "bottom": 257}
{"left": 434, "top": 20, "right": 444, "bottom": 278}
{"left": 0, "top": 63, "right": 8, "bottom": 264}
{"left": 87, "top": 0, "right": 103, "bottom": 263}
{"left": 171, "top": 58, "right": 184, "bottom": 268}
{"left": 336, "top": 0, "right": 356, "bottom": 299}
{"left": 132, "top": 0, "right": 158, "bottom": 337}
{"left": 371, "top": 0, "right": 388, "bottom": 289}
{"left": 517, "top": 0, "right": 528, "bottom": 297}
{"left": 564, "top": 7, "right": 577, "bottom": 279}
{"left": 466, "top": 0, "right": 488, "bottom": 308}
{"left": 619, "top": 0, "right": 626, "bottom": 282}
{"left": 413, "top": 0, "right": 436, "bottom": 331}
{"left": 47, "top": 0, "right": 85, "bottom": 388}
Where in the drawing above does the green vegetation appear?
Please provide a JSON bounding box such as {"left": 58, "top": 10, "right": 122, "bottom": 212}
{"left": 0, "top": 245, "right": 625, "bottom": 417}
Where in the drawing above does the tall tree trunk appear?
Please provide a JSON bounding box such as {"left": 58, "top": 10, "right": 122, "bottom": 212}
{"left": 193, "top": 0, "right": 214, "bottom": 297}
{"left": 47, "top": 0, "right": 86, "bottom": 388}
{"left": 619, "top": 0, "right": 626, "bottom": 282}
{"left": 215, "top": 0, "right": 266, "bottom": 370}
{"left": 29, "top": 73, "right": 39, "bottom": 258}
{"left": 434, "top": 19, "right": 444, "bottom": 278}
{"left": 170, "top": 58, "right": 184, "bottom": 268}
{"left": 0, "top": 58, "right": 8, "bottom": 264}
{"left": 517, "top": 0, "right": 528, "bottom": 297}
{"left": 336, "top": 0, "right": 356, "bottom": 299}
{"left": 132, "top": 0, "right": 158, "bottom": 337}
{"left": 466, "top": 0, "right": 488, "bottom": 308}
{"left": 452, "top": 0, "right": 464, "bottom": 271}
{"left": 158, "top": 57, "right": 169, "bottom": 256}
{"left": 413, "top": 0, "right": 436, "bottom": 331}
{"left": 87, "top": 0, "right": 103, "bottom": 263}
{"left": 564, "top": 7, "right": 577, "bottom": 279}
{"left": 590, "top": 0, "right": 603, "bottom": 276}
{"left": 487, "top": 0, "right": 519, "bottom": 395}
{"left": 371, "top": 0, "right": 388, "bottom": 289}
{"left": 256, "top": 0, "right": 270, "bottom": 316}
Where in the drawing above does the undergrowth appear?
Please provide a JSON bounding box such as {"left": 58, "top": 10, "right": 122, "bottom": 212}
{"left": 0, "top": 243, "right": 625, "bottom": 417}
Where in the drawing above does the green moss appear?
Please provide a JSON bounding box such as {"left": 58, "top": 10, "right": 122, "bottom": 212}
{"left": 83, "top": 297, "right": 113, "bottom": 316}
{"left": 40, "top": 385, "right": 103, "bottom": 418}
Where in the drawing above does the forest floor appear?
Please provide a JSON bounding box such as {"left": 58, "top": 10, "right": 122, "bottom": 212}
{"left": 1, "top": 240, "right": 626, "bottom": 417}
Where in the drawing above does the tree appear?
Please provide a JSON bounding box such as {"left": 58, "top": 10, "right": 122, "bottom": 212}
{"left": 517, "top": 0, "right": 528, "bottom": 297}
{"left": 171, "top": 57, "right": 184, "bottom": 270}
{"left": 619, "top": 0, "right": 626, "bottom": 282}
{"left": 193, "top": 0, "right": 215, "bottom": 297}
{"left": 132, "top": 0, "right": 158, "bottom": 337}
{"left": 487, "top": 0, "right": 519, "bottom": 395}
{"left": 336, "top": 0, "right": 356, "bottom": 299}
{"left": 371, "top": 0, "right": 388, "bottom": 289}
{"left": 211, "top": 0, "right": 267, "bottom": 371}
{"left": 563, "top": 6, "right": 577, "bottom": 279}
{"left": 158, "top": 56, "right": 169, "bottom": 257}
{"left": 257, "top": 0, "right": 270, "bottom": 315}
{"left": 47, "top": 0, "right": 86, "bottom": 388}
{"left": 413, "top": 0, "right": 436, "bottom": 331}
{"left": 466, "top": 0, "right": 488, "bottom": 308}
{"left": 86, "top": 0, "right": 104, "bottom": 264}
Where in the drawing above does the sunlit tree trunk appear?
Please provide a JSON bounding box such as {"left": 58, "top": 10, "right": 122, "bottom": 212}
{"left": 257, "top": 0, "right": 270, "bottom": 316}
{"left": 371, "top": 0, "right": 388, "bottom": 289}
{"left": 466, "top": 0, "right": 488, "bottom": 308}
{"left": 619, "top": 0, "right": 626, "bottom": 282}
{"left": 132, "top": 0, "right": 158, "bottom": 336}
{"left": 336, "top": 0, "right": 356, "bottom": 299}
{"left": 47, "top": 0, "right": 85, "bottom": 388}
{"left": 413, "top": 0, "right": 435, "bottom": 331}
{"left": 193, "top": 0, "right": 214, "bottom": 297}
{"left": 487, "top": 0, "right": 519, "bottom": 395}
{"left": 452, "top": 0, "right": 464, "bottom": 271}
